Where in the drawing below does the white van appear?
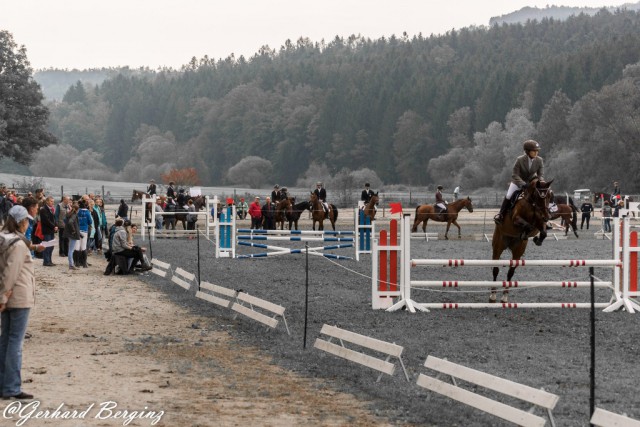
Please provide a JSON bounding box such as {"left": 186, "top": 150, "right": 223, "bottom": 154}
{"left": 573, "top": 189, "right": 592, "bottom": 202}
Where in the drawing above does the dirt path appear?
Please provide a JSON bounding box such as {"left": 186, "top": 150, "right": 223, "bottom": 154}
{"left": 6, "top": 254, "right": 393, "bottom": 427}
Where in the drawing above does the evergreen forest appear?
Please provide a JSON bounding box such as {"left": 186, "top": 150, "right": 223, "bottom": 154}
{"left": 29, "top": 9, "right": 640, "bottom": 192}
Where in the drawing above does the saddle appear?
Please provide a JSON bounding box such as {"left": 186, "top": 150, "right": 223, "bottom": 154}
{"left": 436, "top": 206, "right": 447, "bottom": 221}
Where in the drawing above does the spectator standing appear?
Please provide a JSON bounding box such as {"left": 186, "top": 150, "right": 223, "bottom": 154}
{"left": 21, "top": 197, "right": 39, "bottom": 257}
{"left": 249, "top": 197, "right": 262, "bottom": 229}
{"left": 261, "top": 196, "right": 276, "bottom": 230}
{"left": 54, "top": 196, "right": 71, "bottom": 257}
{"left": 0, "top": 205, "right": 37, "bottom": 400}
{"left": 38, "top": 196, "right": 57, "bottom": 266}
{"left": 186, "top": 199, "right": 197, "bottom": 232}
{"left": 361, "top": 183, "right": 374, "bottom": 204}
{"left": 580, "top": 200, "right": 594, "bottom": 230}
{"left": 95, "top": 198, "right": 108, "bottom": 245}
{"left": 76, "top": 200, "right": 92, "bottom": 268}
{"left": 116, "top": 199, "right": 129, "bottom": 221}
{"left": 63, "top": 202, "right": 81, "bottom": 270}
{"left": 454, "top": 186, "right": 460, "bottom": 200}
{"left": 164, "top": 198, "right": 177, "bottom": 230}
{"left": 154, "top": 199, "right": 164, "bottom": 230}
{"left": 237, "top": 198, "right": 248, "bottom": 220}
{"left": 602, "top": 201, "right": 612, "bottom": 233}
{"left": 146, "top": 179, "right": 157, "bottom": 196}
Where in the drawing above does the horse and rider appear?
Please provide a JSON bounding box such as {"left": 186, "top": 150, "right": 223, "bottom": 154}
{"left": 490, "top": 139, "right": 554, "bottom": 303}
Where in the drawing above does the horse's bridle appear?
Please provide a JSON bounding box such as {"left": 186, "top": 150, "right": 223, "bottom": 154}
{"left": 525, "top": 184, "right": 551, "bottom": 221}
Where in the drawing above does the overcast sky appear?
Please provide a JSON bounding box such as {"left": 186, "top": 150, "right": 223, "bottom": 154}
{"left": 0, "top": 1, "right": 628, "bottom": 70}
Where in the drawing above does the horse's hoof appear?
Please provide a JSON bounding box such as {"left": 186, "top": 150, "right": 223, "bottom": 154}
{"left": 445, "top": 236, "right": 449, "bottom": 240}
{"left": 489, "top": 294, "right": 497, "bottom": 303}
{"left": 500, "top": 294, "right": 509, "bottom": 303}
{"left": 520, "top": 232, "right": 528, "bottom": 241}
{"left": 533, "top": 237, "right": 542, "bottom": 246}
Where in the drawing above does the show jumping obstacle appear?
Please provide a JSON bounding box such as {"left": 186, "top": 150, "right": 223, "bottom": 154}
{"left": 139, "top": 194, "right": 214, "bottom": 240}
{"left": 213, "top": 206, "right": 374, "bottom": 260}
{"left": 372, "top": 215, "right": 639, "bottom": 313}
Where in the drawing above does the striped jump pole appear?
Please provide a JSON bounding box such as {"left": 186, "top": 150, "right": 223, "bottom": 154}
{"left": 237, "top": 241, "right": 353, "bottom": 260}
{"left": 237, "top": 229, "right": 354, "bottom": 236}
{"left": 237, "top": 235, "right": 354, "bottom": 242}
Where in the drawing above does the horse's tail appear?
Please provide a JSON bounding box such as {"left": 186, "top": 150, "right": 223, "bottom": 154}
{"left": 414, "top": 205, "right": 420, "bottom": 216}
{"left": 332, "top": 205, "right": 338, "bottom": 221}
{"left": 571, "top": 206, "right": 578, "bottom": 229}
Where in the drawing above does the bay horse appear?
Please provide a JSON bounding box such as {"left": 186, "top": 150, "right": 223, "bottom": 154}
{"left": 132, "top": 189, "right": 152, "bottom": 224}
{"left": 131, "top": 189, "right": 149, "bottom": 202}
{"left": 173, "top": 195, "right": 207, "bottom": 230}
{"left": 275, "top": 198, "right": 293, "bottom": 230}
{"left": 362, "top": 193, "right": 379, "bottom": 222}
{"left": 309, "top": 193, "right": 337, "bottom": 231}
{"left": 491, "top": 179, "right": 553, "bottom": 303}
{"left": 548, "top": 204, "right": 578, "bottom": 237}
{"left": 411, "top": 197, "right": 474, "bottom": 240}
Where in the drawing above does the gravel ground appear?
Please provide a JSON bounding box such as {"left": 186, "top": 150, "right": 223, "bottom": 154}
{"left": 136, "top": 216, "right": 640, "bottom": 427}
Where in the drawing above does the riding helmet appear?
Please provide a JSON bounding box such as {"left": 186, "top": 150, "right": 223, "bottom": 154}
{"left": 523, "top": 140, "right": 540, "bottom": 152}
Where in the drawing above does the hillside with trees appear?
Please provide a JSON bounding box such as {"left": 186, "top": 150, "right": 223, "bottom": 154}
{"left": 25, "top": 8, "right": 640, "bottom": 192}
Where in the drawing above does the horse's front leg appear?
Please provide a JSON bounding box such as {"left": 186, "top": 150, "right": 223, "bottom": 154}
{"left": 533, "top": 227, "right": 547, "bottom": 246}
{"left": 490, "top": 266, "right": 500, "bottom": 302}
{"left": 452, "top": 220, "right": 462, "bottom": 239}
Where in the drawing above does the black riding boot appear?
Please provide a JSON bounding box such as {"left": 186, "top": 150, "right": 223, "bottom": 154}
{"left": 82, "top": 250, "right": 91, "bottom": 267}
{"left": 494, "top": 198, "right": 511, "bottom": 224}
{"left": 73, "top": 250, "right": 80, "bottom": 267}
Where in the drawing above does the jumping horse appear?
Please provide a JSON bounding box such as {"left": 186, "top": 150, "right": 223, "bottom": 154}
{"left": 309, "top": 193, "right": 338, "bottom": 231}
{"left": 491, "top": 179, "right": 553, "bottom": 303}
{"left": 362, "top": 193, "right": 379, "bottom": 222}
{"left": 411, "top": 197, "right": 474, "bottom": 240}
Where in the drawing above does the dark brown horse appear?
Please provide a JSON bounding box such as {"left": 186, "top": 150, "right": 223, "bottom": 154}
{"left": 548, "top": 204, "right": 579, "bottom": 238}
{"left": 275, "top": 198, "right": 292, "bottom": 230}
{"left": 131, "top": 189, "right": 149, "bottom": 202}
{"left": 491, "top": 179, "right": 553, "bottom": 303}
{"left": 362, "top": 193, "right": 379, "bottom": 222}
{"left": 309, "top": 193, "right": 337, "bottom": 231}
{"left": 286, "top": 199, "right": 310, "bottom": 230}
{"left": 411, "top": 197, "right": 474, "bottom": 239}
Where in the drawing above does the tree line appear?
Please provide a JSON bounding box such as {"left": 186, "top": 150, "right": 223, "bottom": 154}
{"left": 3, "top": 9, "right": 640, "bottom": 193}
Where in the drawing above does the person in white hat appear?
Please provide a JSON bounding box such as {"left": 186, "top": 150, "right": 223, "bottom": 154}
{"left": 0, "top": 205, "right": 37, "bottom": 400}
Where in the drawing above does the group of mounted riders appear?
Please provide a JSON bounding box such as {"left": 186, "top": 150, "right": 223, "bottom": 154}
{"left": 248, "top": 182, "right": 377, "bottom": 232}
